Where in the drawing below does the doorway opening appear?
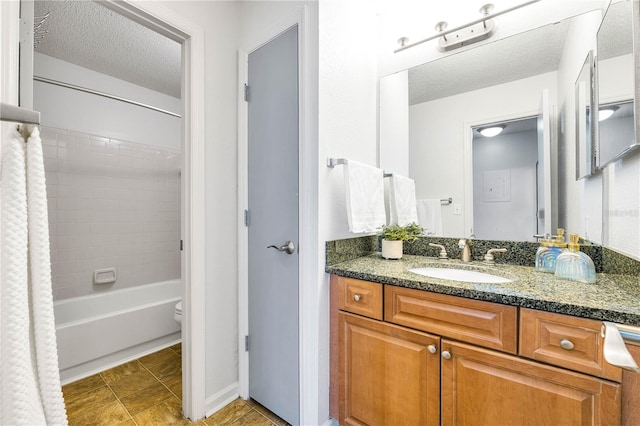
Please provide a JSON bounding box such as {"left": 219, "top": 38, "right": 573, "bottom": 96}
{"left": 471, "top": 116, "right": 541, "bottom": 241}
{"left": 20, "top": 0, "right": 207, "bottom": 420}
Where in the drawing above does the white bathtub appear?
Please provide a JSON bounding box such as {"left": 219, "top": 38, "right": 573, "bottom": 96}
{"left": 54, "top": 279, "right": 181, "bottom": 384}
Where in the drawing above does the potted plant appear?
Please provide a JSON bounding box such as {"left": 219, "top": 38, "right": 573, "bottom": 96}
{"left": 380, "top": 222, "right": 424, "bottom": 260}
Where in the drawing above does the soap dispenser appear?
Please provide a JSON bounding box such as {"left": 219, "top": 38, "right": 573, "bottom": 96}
{"left": 535, "top": 228, "right": 567, "bottom": 273}
{"left": 554, "top": 234, "right": 596, "bottom": 284}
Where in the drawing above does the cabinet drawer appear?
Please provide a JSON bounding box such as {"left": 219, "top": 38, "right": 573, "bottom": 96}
{"left": 337, "top": 277, "right": 383, "bottom": 320}
{"left": 385, "top": 285, "right": 518, "bottom": 353}
{"left": 520, "top": 308, "right": 622, "bottom": 382}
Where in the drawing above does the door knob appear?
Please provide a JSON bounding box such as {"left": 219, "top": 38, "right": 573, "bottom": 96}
{"left": 267, "top": 240, "right": 295, "bottom": 255}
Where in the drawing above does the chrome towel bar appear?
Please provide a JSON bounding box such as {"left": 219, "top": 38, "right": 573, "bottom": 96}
{"left": 0, "top": 103, "right": 40, "bottom": 125}
{"left": 327, "top": 157, "right": 452, "bottom": 205}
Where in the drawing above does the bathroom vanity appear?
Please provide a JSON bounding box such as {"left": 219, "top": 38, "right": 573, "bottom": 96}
{"left": 328, "top": 253, "right": 640, "bottom": 425}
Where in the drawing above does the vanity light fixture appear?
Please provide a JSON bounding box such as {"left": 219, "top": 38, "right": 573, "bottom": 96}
{"left": 598, "top": 105, "right": 619, "bottom": 121}
{"left": 395, "top": 0, "right": 541, "bottom": 53}
{"left": 478, "top": 125, "right": 505, "bottom": 137}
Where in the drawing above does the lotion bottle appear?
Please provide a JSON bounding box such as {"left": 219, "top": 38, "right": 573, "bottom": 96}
{"left": 535, "top": 229, "right": 567, "bottom": 273}
{"left": 554, "top": 234, "right": 596, "bottom": 284}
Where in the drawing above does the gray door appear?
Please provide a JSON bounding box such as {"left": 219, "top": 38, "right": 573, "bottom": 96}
{"left": 248, "top": 25, "right": 299, "bottom": 425}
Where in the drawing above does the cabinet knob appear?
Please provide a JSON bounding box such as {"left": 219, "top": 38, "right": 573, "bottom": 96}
{"left": 353, "top": 294, "right": 361, "bottom": 302}
{"left": 427, "top": 344, "right": 437, "bottom": 354}
{"left": 560, "top": 338, "right": 574, "bottom": 351}
{"left": 442, "top": 350, "right": 451, "bottom": 360}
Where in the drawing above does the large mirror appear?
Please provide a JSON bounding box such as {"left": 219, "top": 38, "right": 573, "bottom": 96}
{"left": 596, "top": 0, "right": 638, "bottom": 168}
{"left": 379, "top": 6, "right": 609, "bottom": 242}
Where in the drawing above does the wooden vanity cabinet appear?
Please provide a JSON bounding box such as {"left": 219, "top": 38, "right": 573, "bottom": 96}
{"left": 441, "top": 340, "right": 621, "bottom": 425}
{"left": 330, "top": 275, "right": 622, "bottom": 426}
{"left": 338, "top": 312, "right": 440, "bottom": 425}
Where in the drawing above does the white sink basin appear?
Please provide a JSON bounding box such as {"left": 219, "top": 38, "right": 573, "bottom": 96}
{"left": 409, "top": 267, "right": 513, "bottom": 283}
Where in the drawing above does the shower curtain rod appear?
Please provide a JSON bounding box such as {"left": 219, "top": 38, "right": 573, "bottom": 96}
{"left": 0, "top": 102, "right": 41, "bottom": 125}
{"left": 33, "top": 76, "right": 182, "bottom": 118}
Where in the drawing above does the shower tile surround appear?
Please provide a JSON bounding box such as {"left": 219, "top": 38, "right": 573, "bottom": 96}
{"left": 40, "top": 126, "right": 181, "bottom": 300}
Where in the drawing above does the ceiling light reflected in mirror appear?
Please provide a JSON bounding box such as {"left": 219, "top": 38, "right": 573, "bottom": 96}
{"left": 478, "top": 125, "right": 506, "bottom": 137}
{"left": 598, "top": 105, "right": 619, "bottom": 122}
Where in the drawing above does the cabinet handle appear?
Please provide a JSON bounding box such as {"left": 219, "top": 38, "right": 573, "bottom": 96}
{"left": 427, "top": 344, "right": 437, "bottom": 354}
{"left": 560, "top": 339, "right": 574, "bottom": 351}
{"left": 442, "top": 350, "right": 451, "bottom": 360}
{"left": 353, "top": 294, "right": 361, "bottom": 302}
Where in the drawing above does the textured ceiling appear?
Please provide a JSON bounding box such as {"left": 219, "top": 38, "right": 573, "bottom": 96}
{"left": 408, "top": 19, "right": 570, "bottom": 105}
{"left": 33, "top": 0, "right": 181, "bottom": 98}
{"left": 597, "top": 1, "right": 633, "bottom": 60}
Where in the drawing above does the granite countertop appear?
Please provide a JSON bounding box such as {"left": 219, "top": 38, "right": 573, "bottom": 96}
{"left": 326, "top": 253, "right": 640, "bottom": 326}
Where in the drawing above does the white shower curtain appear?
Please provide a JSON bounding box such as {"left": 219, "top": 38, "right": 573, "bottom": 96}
{"left": 0, "top": 125, "right": 68, "bottom": 425}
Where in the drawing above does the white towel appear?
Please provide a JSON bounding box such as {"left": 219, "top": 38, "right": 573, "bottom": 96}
{"left": 416, "top": 199, "right": 444, "bottom": 236}
{"left": 1, "top": 126, "right": 68, "bottom": 425}
{"left": 344, "top": 160, "right": 386, "bottom": 233}
{"left": 387, "top": 174, "right": 418, "bottom": 226}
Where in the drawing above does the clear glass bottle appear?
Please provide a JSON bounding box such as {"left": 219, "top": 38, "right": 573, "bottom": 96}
{"left": 535, "top": 229, "right": 567, "bottom": 273}
{"left": 554, "top": 234, "right": 596, "bottom": 284}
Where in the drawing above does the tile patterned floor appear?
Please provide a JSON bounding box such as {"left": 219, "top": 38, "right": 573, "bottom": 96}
{"left": 62, "top": 344, "right": 289, "bottom": 425}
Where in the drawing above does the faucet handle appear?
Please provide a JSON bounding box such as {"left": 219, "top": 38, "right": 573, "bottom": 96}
{"left": 483, "top": 248, "right": 507, "bottom": 265}
{"left": 428, "top": 243, "right": 448, "bottom": 259}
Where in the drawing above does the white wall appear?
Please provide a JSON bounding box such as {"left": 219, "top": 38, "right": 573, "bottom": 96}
{"left": 379, "top": 70, "right": 409, "bottom": 176}
{"left": 318, "top": 0, "right": 379, "bottom": 422}
{"left": 596, "top": 53, "right": 639, "bottom": 258}
{"left": 158, "top": 0, "right": 241, "bottom": 412}
{"left": 34, "top": 53, "right": 181, "bottom": 150}
{"left": 409, "top": 72, "right": 557, "bottom": 237}
{"left": 556, "top": 10, "right": 603, "bottom": 243}
{"left": 557, "top": 8, "right": 639, "bottom": 259}
{"left": 473, "top": 130, "right": 538, "bottom": 241}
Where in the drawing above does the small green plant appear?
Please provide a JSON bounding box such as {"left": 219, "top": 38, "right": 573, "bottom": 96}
{"left": 381, "top": 222, "right": 424, "bottom": 242}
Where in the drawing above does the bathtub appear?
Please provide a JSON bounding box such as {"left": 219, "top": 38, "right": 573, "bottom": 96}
{"left": 54, "top": 279, "right": 181, "bottom": 384}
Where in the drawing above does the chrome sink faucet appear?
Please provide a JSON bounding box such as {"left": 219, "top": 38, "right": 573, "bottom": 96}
{"left": 458, "top": 239, "right": 472, "bottom": 262}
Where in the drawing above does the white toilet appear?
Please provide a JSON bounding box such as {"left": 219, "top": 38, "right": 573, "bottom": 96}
{"left": 174, "top": 301, "right": 182, "bottom": 324}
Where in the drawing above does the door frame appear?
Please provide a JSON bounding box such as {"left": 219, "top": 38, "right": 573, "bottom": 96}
{"left": 237, "top": 6, "right": 319, "bottom": 424}
{"left": 95, "top": 1, "right": 207, "bottom": 420}
{"left": 463, "top": 109, "right": 541, "bottom": 238}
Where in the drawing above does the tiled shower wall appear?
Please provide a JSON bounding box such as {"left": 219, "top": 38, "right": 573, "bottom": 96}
{"left": 40, "top": 126, "right": 181, "bottom": 300}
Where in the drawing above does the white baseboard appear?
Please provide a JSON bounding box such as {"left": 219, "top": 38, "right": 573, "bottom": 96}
{"left": 204, "top": 382, "right": 239, "bottom": 418}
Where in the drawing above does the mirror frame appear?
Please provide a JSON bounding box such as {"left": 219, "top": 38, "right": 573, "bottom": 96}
{"left": 575, "top": 50, "right": 596, "bottom": 179}
{"left": 595, "top": 0, "right": 640, "bottom": 169}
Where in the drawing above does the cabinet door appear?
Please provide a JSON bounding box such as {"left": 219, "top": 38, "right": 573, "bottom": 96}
{"left": 338, "top": 312, "right": 440, "bottom": 426}
{"left": 441, "top": 340, "right": 621, "bottom": 426}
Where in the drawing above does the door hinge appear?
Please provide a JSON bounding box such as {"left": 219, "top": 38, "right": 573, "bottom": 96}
{"left": 244, "top": 209, "right": 250, "bottom": 227}
{"left": 245, "top": 335, "right": 249, "bottom": 352}
{"left": 244, "top": 84, "right": 249, "bottom": 102}
{"left": 180, "top": 239, "right": 183, "bottom": 251}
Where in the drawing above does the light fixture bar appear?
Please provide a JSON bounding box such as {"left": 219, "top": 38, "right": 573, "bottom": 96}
{"left": 394, "top": 0, "right": 542, "bottom": 53}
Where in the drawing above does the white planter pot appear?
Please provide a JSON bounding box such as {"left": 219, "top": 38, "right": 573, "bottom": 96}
{"left": 382, "top": 239, "right": 403, "bottom": 260}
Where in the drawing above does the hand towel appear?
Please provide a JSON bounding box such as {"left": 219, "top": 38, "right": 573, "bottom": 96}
{"left": 1, "top": 126, "right": 68, "bottom": 426}
{"left": 26, "top": 127, "right": 68, "bottom": 425}
{"left": 416, "top": 199, "right": 444, "bottom": 236}
{"left": 387, "top": 174, "right": 418, "bottom": 226}
{"left": 344, "top": 160, "right": 386, "bottom": 233}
